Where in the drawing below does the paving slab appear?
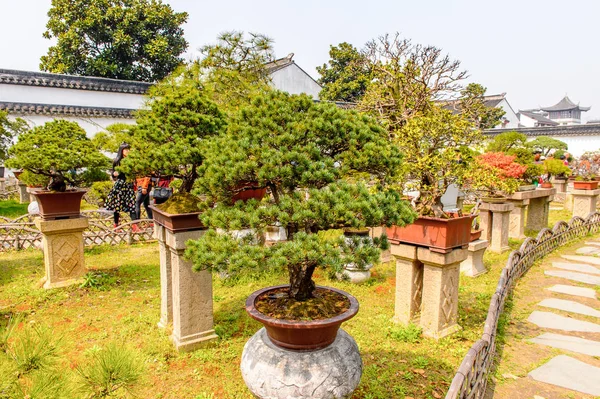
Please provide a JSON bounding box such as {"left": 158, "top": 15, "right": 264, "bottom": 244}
{"left": 585, "top": 241, "right": 600, "bottom": 247}
{"left": 575, "top": 246, "right": 600, "bottom": 255}
{"left": 561, "top": 254, "right": 600, "bottom": 266}
{"left": 544, "top": 270, "right": 600, "bottom": 285}
{"left": 538, "top": 298, "right": 600, "bottom": 318}
{"left": 528, "top": 355, "right": 600, "bottom": 396}
{"left": 547, "top": 284, "right": 597, "bottom": 299}
{"left": 527, "top": 311, "right": 600, "bottom": 332}
{"left": 551, "top": 262, "right": 600, "bottom": 275}
{"left": 529, "top": 333, "right": 600, "bottom": 356}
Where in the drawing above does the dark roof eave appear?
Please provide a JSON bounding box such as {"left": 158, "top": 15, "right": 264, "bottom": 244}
{"left": 485, "top": 123, "right": 600, "bottom": 137}
{"left": 0, "top": 101, "right": 137, "bottom": 118}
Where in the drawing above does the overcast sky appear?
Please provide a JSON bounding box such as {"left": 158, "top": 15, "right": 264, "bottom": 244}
{"left": 1, "top": 0, "right": 599, "bottom": 121}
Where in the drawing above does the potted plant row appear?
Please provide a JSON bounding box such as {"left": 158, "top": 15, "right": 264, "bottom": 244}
{"left": 5, "top": 120, "right": 109, "bottom": 219}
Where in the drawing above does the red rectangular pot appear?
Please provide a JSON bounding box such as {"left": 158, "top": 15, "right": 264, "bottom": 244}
{"left": 573, "top": 181, "right": 599, "bottom": 190}
{"left": 149, "top": 205, "right": 205, "bottom": 233}
{"left": 32, "top": 189, "right": 86, "bottom": 220}
{"left": 386, "top": 215, "right": 473, "bottom": 253}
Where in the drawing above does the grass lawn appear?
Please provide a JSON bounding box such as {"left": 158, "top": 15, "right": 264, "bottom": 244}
{"left": 0, "top": 237, "right": 522, "bottom": 399}
{"left": 0, "top": 200, "right": 28, "bottom": 219}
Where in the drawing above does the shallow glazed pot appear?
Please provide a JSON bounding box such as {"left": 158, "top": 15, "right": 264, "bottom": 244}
{"left": 245, "top": 285, "right": 359, "bottom": 350}
{"left": 518, "top": 184, "right": 536, "bottom": 192}
{"left": 149, "top": 205, "right": 205, "bottom": 233}
{"left": 31, "top": 189, "right": 86, "bottom": 220}
{"left": 385, "top": 215, "right": 473, "bottom": 254}
{"left": 573, "top": 181, "right": 599, "bottom": 190}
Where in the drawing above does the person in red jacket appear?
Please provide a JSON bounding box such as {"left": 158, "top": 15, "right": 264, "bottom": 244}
{"left": 134, "top": 176, "right": 153, "bottom": 220}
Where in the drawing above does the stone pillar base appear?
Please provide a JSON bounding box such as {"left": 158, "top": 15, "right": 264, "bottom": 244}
{"left": 155, "top": 224, "right": 172, "bottom": 329}
{"left": 165, "top": 228, "right": 217, "bottom": 352}
{"left": 0, "top": 178, "right": 5, "bottom": 192}
{"left": 18, "top": 183, "right": 28, "bottom": 204}
{"left": 34, "top": 217, "right": 88, "bottom": 289}
{"left": 460, "top": 239, "right": 489, "bottom": 277}
{"left": 551, "top": 178, "right": 567, "bottom": 193}
{"left": 572, "top": 189, "right": 600, "bottom": 219}
{"left": 241, "top": 328, "right": 362, "bottom": 399}
{"left": 564, "top": 193, "right": 574, "bottom": 211}
{"left": 480, "top": 202, "right": 513, "bottom": 253}
{"left": 391, "top": 244, "right": 421, "bottom": 325}
{"left": 507, "top": 199, "right": 528, "bottom": 239}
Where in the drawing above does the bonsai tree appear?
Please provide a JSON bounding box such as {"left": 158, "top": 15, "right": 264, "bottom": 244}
{"left": 187, "top": 90, "right": 416, "bottom": 301}
{"left": 120, "top": 74, "right": 227, "bottom": 195}
{"left": 543, "top": 158, "right": 571, "bottom": 182}
{"left": 527, "top": 136, "right": 568, "bottom": 157}
{"left": 466, "top": 152, "right": 527, "bottom": 197}
{"left": 486, "top": 131, "right": 534, "bottom": 165}
{"left": 522, "top": 163, "right": 544, "bottom": 185}
{"left": 5, "top": 120, "right": 109, "bottom": 191}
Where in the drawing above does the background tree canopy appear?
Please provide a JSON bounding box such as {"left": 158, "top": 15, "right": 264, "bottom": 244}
{"left": 317, "top": 42, "right": 371, "bottom": 103}
{"left": 40, "top": 0, "right": 188, "bottom": 82}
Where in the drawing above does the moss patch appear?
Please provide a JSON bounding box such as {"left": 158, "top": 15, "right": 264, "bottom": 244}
{"left": 155, "top": 193, "right": 200, "bottom": 214}
{"left": 255, "top": 287, "right": 350, "bottom": 321}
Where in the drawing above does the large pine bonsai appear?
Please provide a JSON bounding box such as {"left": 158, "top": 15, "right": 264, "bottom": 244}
{"left": 186, "top": 90, "right": 416, "bottom": 302}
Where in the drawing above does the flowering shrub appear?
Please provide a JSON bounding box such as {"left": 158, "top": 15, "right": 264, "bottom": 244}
{"left": 464, "top": 152, "right": 525, "bottom": 197}
{"left": 477, "top": 152, "right": 527, "bottom": 179}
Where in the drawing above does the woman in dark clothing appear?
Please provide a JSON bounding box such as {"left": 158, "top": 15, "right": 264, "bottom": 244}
{"left": 135, "top": 176, "right": 153, "bottom": 220}
{"left": 105, "top": 143, "right": 136, "bottom": 228}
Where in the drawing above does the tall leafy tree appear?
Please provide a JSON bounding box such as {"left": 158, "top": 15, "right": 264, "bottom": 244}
{"left": 0, "top": 111, "right": 28, "bottom": 164}
{"left": 187, "top": 90, "right": 415, "bottom": 301}
{"left": 457, "top": 83, "right": 505, "bottom": 129}
{"left": 40, "top": 0, "right": 188, "bottom": 82}
{"left": 317, "top": 42, "right": 371, "bottom": 103}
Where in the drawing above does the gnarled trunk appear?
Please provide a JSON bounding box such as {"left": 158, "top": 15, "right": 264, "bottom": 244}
{"left": 288, "top": 264, "right": 316, "bottom": 301}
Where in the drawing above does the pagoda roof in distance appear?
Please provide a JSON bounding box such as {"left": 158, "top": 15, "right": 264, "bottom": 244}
{"left": 541, "top": 95, "right": 590, "bottom": 112}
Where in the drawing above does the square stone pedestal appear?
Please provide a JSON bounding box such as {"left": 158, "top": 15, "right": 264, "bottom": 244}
{"left": 551, "top": 178, "right": 567, "bottom": 193}
{"left": 506, "top": 188, "right": 555, "bottom": 238}
{"left": 156, "top": 226, "right": 218, "bottom": 351}
{"left": 34, "top": 217, "right": 88, "bottom": 289}
{"left": 460, "top": 239, "right": 489, "bottom": 277}
{"left": 391, "top": 244, "right": 467, "bottom": 339}
{"left": 18, "top": 182, "right": 28, "bottom": 204}
{"left": 572, "top": 189, "right": 600, "bottom": 219}
{"left": 479, "top": 202, "right": 514, "bottom": 253}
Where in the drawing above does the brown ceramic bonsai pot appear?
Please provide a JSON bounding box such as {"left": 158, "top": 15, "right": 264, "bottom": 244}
{"left": 232, "top": 181, "right": 267, "bottom": 202}
{"left": 540, "top": 182, "right": 553, "bottom": 188}
{"left": 470, "top": 229, "right": 482, "bottom": 242}
{"left": 149, "top": 205, "right": 205, "bottom": 233}
{"left": 13, "top": 170, "right": 23, "bottom": 180}
{"left": 385, "top": 215, "right": 473, "bottom": 253}
{"left": 574, "top": 181, "right": 599, "bottom": 190}
{"left": 245, "top": 285, "right": 359, "bottom": 351}
{"left": 343, "top": 228, "right": 370, "bottom": 237}
{"left": 31, "top": 189, "right": 86, "bottom": 220}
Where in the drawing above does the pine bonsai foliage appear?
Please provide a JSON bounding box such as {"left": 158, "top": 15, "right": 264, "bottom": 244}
{"left": 5, "top": 120, "right": 109, "bottom": 191}
{"left": 120, "top": 76, "right": 227, "bottom": 194}
{"left": 187, "top": 90, "right": 416, "bottom": 301}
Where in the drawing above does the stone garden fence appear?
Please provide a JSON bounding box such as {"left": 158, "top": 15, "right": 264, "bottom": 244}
{"left": 0, "top": 210, "right": 154, "bottom": 251}
{"left": 445, "top": 212, "right": 600, "bottom": 399}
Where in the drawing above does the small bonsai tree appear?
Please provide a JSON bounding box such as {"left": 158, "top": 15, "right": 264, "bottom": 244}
{"left": 187, "top": 90, "right": 416, "bottom": 301}
{"left": 527, "top": 136, "right": 568, "bottom": 157}
{"left": 120, "top": 73, "right": 227, "bottom": 195}
{"left": 466, "top": 152, "right": 527, "bottom": 197}
{"left": 5, "top": 120, "right": 109, "bottom": 191}
{"left": 486, "top": 131, "right": 534, "bottom": 165}
{"left": 543, "top": 158, "right": 571, "bottom": 181}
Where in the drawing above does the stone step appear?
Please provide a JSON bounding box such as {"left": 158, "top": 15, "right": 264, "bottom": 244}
{"left": 545, "top": 270, "right": 600, "bottom": 285}
{"left": 547, "top": 284, "right": 597, "bottom": 299}
{"left": 552, "top": 262, "right": 600, "bottom": 275}
{"left": 561, "top": 255, "right": 600, "bottom": 266}
{"left": 527, "top": 311, "right": 600, "bottom": 332}
{"left": 528, "top": 355, "right": 600, "bottom": 396}
{"left": 538, "top": 298, "right": 600, "bottom": 318}
{"left": 529, "top": 333, "right": 600, "bottom": 356}
{"left": 575, "top": 246, "right": 600, "bottom": 255}
{"left": 585, "top": 241, "right": 600, "bottom": 247}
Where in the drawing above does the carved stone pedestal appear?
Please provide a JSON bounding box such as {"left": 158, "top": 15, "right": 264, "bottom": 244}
{"left": 34, "top": 217, "right": 88, "bottom": 289}
{"left": 460, "top": 239, "right": 489, "bottom": 277}
{"left": 527, "top": 189, "right": 554, "bottom": 231}
{"left": 18, "top": 182, "right": 28, "bottom": 204}
{"left": 480, "top": 202, "right": 513, "bottom": 253}
{"left": 551, "top": 178, "right": 567, "bottom": 193}
{"left": 155, "top": 226, "right": 217, "bottom": 351}
{"left": 506, "top": 188, "right": 555, "bottom": 238}
{"left": 572, "top": 189, "right": 600, "bottom": 219}
{"left": 391, "top": 244, "right": 467, "bottom": 339}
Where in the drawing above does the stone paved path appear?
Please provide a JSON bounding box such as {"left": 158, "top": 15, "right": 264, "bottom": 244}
{"left": 489, "top": 238, "right": 600, "bottom": 399}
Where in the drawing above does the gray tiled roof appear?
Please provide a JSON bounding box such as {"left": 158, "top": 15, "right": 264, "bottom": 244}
{"left": 0, "top": 69, "right": 151, "bottom": 94}
{"left": 0, "top": 101, "right": 136, "bottom": 118}
{"left": 485, "top": 123, "right": 600, "bottom": 137}
{"left": 518, "top": 111, "right": 558, "bottom": 126}
{"left": 541, "top": 96, "right": 590, "bottom": 112}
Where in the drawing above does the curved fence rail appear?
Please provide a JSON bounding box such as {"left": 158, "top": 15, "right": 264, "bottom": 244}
{"left": 445, "top": 212, "right": 600, "bottom": 399}
{"left": 0, "top": 210, "right": 155, "bottom": 251}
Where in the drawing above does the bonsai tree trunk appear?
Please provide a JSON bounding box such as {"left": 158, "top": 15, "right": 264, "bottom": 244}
{"left": 47, "top": 174, "right": 67, "bottom": 192}
{"left": 288, "top": 264, "right": 316, "bottom": 301}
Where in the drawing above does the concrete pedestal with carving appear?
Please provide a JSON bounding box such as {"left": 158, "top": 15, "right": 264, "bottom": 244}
{"left": 551, "top": 178, "right": 567, "bottom": 193}
{"left": 34, "top": 217, "right": 88, "bottom": 289}
{"left": 391, "top": 244, "right": 467, "bottom": 339}
{"left": 17, "top": 182, "right": 28, "bottom": 204}
{"left": 240, "top": 328, "right": 362, "bottom": 399}
{"left": 155, "top": 224, "right": 172, "bottom": 329}
{"left": 460, "top": 239, "right": 489, "bottom": 277}
{"left": 479, "top": 202, "right": 514, "bottom": 253}
{"left": 572, "top": 189, "right": 600, "bottom": 219}
{"left": 158, "top": 227, "right": 217, "bottom": 351}
{"left": 506, "top": 188, "right": 555, "bottom": 238}
{"left": 507, "top": 199, "right": 529, "bottom": 239}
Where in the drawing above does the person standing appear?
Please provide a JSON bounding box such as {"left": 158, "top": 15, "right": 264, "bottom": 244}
{"left": 105, "top": 143, "right": 136, "bottom": 229}
{"left": 135, "top": 175, "right": 153, "bottom": 220}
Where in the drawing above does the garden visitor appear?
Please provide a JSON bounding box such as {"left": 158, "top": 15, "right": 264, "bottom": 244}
{"left": 106, "top": 143, "right": 137, "bottom": 229}
{"left": 152, "top": 174, "right": 174, "bottom": 205}
{"left": 135, "top": 175, "right": 153, "bottom": 220}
